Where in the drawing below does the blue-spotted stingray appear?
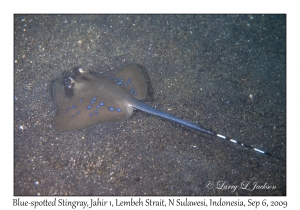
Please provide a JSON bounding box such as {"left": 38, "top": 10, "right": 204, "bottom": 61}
{"left": 53, "top": 64, "right": 270, "bottom": 155}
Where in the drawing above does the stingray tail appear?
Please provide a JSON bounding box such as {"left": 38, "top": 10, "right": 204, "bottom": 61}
{"left": 132, "top": 100, "right": 271, "bottom": 156}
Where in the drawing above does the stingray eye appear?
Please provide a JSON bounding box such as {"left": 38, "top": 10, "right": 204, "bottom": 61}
{"left": 63, "top": 76, "right": 75, "bottom": 89}
{"left": 73, "top": 67, "right": 84, "bottom": 76}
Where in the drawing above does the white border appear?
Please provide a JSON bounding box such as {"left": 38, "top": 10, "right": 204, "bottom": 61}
{"left": 2, "top": 0, "right": 297, "bottom": 209}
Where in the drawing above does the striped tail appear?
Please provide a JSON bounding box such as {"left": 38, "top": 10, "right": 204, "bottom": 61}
{"left": 132, "top": 100, "right": 271, "bottom": 156}
{"left": 216, "top": 134, "right": 271, "bottom": 156}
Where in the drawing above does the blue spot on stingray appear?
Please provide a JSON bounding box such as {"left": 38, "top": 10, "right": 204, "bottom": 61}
{"left": 79, "top": 99, "right": 83, "bottom": 102}
{"left": 124, "top": 84, "right": 128, "bottom": 87}
{"left": 77, "top": 111, "right": 81, "bottom": 114}
{"left": 96, "top": 105, "right": 101, "bottom": 109}
{"left": 94, "top": 110, "right": 98, "bottom": 114}
{"left": 90, "top": 113, "right": 93, "bottom": 116}
{"left": 99, "top": 102, "right": 104, "bottom": 106}
{"left": 127, "top": 78, "right": 132, "bottom": 84}
{"left": 116, "top": 108, "right": 121, "bottom": 112}
{"left": 87, "top": 105, "right": 92, "bottom": 109}
{"left": 116, "top": 78, "right": 124, "bottom": 85}
{"left": 91, "top": 97, "right": 97, "bottom": 104}
{"left": 109, "top": 107, "right": 114, "bottom": 111}
{"left": 130, "top": 87, "right": 137, "bottom": 95}
{"left": 72, "top": 105, "right": 77, "bottom": 109}
{"left": 67, "top": 107, "right": 71, "bottom": 111}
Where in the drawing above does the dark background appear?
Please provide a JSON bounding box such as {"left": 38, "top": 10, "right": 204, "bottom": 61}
{"left": 14, "top": 14, "right": 286, "bottom": 195}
